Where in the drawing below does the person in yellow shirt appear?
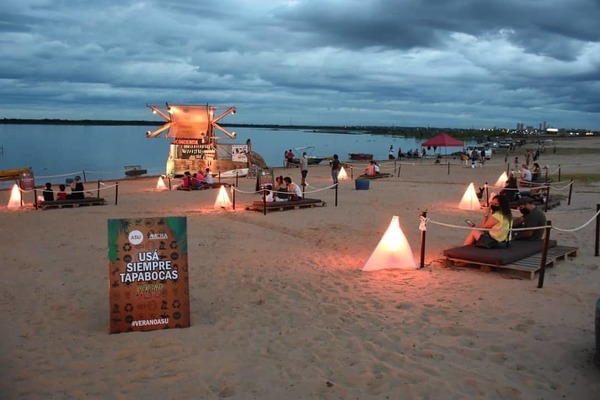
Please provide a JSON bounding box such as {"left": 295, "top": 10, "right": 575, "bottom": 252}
{"left": 463, "top": 194, "right": 512, "bottom": 248}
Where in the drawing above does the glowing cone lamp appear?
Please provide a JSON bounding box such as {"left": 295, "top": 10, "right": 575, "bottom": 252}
{"left": 361, "top": 216, "right": 417, "bottom": 271}
{"left": 214, "top": 186, "right": 232, "bottom": 209}
{"left": 458, "top": 182, "right": 480, "bottom": 210}
{"left": 156, "top": 176, "right": 168, "bottom": 191}
{"left": 494, "top": 172, "right": 508, "bottom": 188}
{"left": 338, "top": 166, "right": 349, "bottom": 180}
{"left": 7, "top": 184, "right": 22, "bottom": 209}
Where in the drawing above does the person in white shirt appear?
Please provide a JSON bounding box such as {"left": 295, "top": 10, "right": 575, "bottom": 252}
{"left": 283, "top": 176, "right": 302, "bottom": 200}
{"left": 520, "top": 164, "right": 532, "bottom": 183}
{"left": 203, "top": 168, "right": 214, "bottom": 184}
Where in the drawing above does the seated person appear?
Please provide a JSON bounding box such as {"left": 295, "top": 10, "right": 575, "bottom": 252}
{"left": 67, "top": 175, "right": 85, "bottom": 199}
{"left": 179, "top": 171, "right": 192, "bottom": 190}
{"left": 284, "top": 176, "right": 302, "bottom": 200}
{"left": 364, "top": 161, "right": 376, "bottom": 176}
{"left": 463, "top": 194, "right": 512, "bottom": 248}
{"left": 531, "top": 162, "right": 542, "bottom": 182}
{"left": 191, "top": 173, "right": 201, "bottom": 188}
{"left": 520, "top": 164, "right": 532, "bottom": 184}
{"left": 374, "top": 162, "right": 380, "bottom": 174}
{"left": 203, "top": 168, "right": 214, "bottom": 185}
{"left": 500, "top": 173, "right": 519, "bottom": 202}
{"left": 42, "top": 182, "right": 54, "bottom": 201}
{"left": 264, "top": 184, "right": 275, "bottom": 202}
{"left": 512, "top": 196, "right": 547, "bottom": 241}
{"left": 57, "top": 184, "right": 68, "bottom": 201}
{"left": 274, "top": 176, "right": 288, "bottom": 200}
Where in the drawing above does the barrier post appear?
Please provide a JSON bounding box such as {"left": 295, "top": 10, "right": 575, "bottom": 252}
{"left": 83, "top": 170, "right": 87, "bottom": 182}
{"left": 262, "top": 188, "right": 267, "bottom": 216}
{"left": 568, "top": 179, "right": 573, "bottom": 205}
{"left": 419, "top": 211, "right": 427, "bottom": 269}
{"left": 537, "top": 221, "right": 552, "bottom": 288}
{"left": 397, "top": 163, "right": 402, "bottom": 177}
{"left": 595, "top": 297, "right": 600, "bottom": 366}
{"left": 97, "top": 181, "right": 100, "bottom": 198}
{"left": 168, "top": 176, "right": 172, "bottom": 191}
{"left": 232, "top": 185, "right": 236, "bottom": 210}
{"left": 394, "top": 160, "right": 397, "bottom": 174}
{"left": 334, "top": 183, "right": 338, "bottom": 207}
{"left": 33, "top": 188, "right": 38, "bottom": 210}
{"left": 558, "top": 165, "right": 561, "bottom": 182}
{"left": 595, "top": 204, "right": 599, "bottom": 257}
{"left": 447, "top": 161, "right": 450, "bottom": 175}
{"left": 544, "top": 186, "right": 551, "bottom": 212}
{"left": 115, "top": 182, "right": 119, "bottom": 205}
{"left": 485, "top": 182, "right": 489, "bottom": 207}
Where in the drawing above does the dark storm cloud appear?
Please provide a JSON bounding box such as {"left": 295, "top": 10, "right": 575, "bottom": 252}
{"left": 0, "top": 0, "right": 598, "bottom": 128}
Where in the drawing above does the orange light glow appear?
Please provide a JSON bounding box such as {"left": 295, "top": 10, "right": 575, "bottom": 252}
{"left": 494, "top": 172, "right": 508, "bottom": 188}
{"left": 361, "top": 216, "right": 417, "bottom": 271}
{"left": 214, "top": 186, "right": 232, "bottom": 209}
{"left": 7, "top": 184, "right": 22, "bottom": 208}
{"left": 156, "top": 176, "right": 168, "bottom": 191}
{"left": 338, "top": 166, "right": 349, "bottom": 180}
{"left": 458, "top": 182, "right": 481, "bottom": 210}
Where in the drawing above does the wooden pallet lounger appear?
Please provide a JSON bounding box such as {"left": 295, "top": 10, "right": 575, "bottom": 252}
{"left": 37, "top": 197, "right": 107, "bottom": 210}
{"left": 246, "top": 198, "right": 326, "bottom": 212}
{"left": 358, "top": 173, "right": 392, "bottom": 180}
{"left": 444, "top": 240, "right": 578, "bottom": 279}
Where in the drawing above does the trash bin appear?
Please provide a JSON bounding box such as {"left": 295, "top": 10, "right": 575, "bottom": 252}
{"left": 355, "top": 178, "right": 370, "bottom": 190}
{"left": 19, "top": 171, "right": 35, "bottom": 190}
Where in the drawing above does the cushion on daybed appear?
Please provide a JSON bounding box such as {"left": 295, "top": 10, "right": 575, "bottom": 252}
{"left": 443, "top": 239, "right": 557, "bottom": 266}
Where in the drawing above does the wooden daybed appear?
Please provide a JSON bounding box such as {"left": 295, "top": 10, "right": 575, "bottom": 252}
{"left": 37, "top": 197, "right": 107, "bottom": 210}
{"left": 246, "top": 198, "right": 326, "bottom": 212}
{"left": 177, "top": 182, "right": 231, "bottom": 191}
{"left": 358, "top": 173, "right": 392, "bottom": 180}
{"left": 443, "top": 240, "right": 578, "bottom": 279}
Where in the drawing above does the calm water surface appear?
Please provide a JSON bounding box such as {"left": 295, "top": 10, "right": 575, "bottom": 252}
{"left": 0, "top": 125, "right": 471, "bottom": 185}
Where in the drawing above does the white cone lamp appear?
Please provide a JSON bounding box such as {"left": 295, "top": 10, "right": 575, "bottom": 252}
{"left": 494, "top": 172, "right": 508, "bottom": 188}
{"left": 7, "top": 184, "right": 22, "bottom": 209}
{"left": 338, "top": 166, "right": 349, "bottom": 180}
{"left": 156, "top": 176, "right": 168, "bottom": 191}
{"left": 458, "top": 182, "right": 481, "bottom": 210}
{"left": 214, "top": 186, "right": 232, "bottom": 209}
{"left": 361, "top": 216, "right": 417, "bottom": 271}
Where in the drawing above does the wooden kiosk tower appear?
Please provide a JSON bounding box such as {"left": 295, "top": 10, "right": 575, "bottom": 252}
{"left": 146, "top": 104, "right": 248, "bottom": 177}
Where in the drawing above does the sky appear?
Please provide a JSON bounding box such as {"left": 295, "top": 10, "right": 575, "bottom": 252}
{"left": 1, "top": 0, "right": 599, "bottom": 130}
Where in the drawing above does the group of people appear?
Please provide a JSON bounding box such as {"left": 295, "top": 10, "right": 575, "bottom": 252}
{"left": 265, "top": 175, "right": 303, "bottom": 202}
{"left": 179, "top": 168, "right": 214, "bottom": 190}
{"left": 42, "top": 175, "right": 85, "bottom": 201}
{"left": 464, "top": 194, "right": 547, "bottom": 248}
{"left": 363, "top": 160, "right": 380, "bottom": 176}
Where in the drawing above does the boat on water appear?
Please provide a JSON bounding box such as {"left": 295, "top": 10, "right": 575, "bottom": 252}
{"left": 218, "top": 168, "right": 249, "bottom": 178}
{"left": 124, "top": 165, "right": 148, "bottom": 177}
{"left": 348, "top": 153, "right": 373, "bottom": 161}
{"left": 290, "top": 146, "right": 330, "bottom": 166}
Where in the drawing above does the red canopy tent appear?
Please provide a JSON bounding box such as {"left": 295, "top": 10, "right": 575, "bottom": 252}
{"left": 421, "top": 133, "right": 464, "bottom": 155}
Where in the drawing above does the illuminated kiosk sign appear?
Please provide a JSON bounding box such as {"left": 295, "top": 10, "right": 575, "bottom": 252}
{"left": 108, "top": 216, "right": 190, "bottom": 334}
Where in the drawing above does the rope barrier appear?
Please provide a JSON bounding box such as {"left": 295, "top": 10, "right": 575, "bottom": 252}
{"left": 552, "top": 208, "right": 600, "bottom": 232}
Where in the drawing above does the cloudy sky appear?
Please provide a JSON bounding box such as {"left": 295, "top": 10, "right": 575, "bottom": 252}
{"left": 1, "top": 0, "right": 599, "bottom": 129}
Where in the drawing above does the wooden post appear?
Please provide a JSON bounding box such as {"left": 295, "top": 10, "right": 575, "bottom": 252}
{"left": 96, "top": 181, "right": 101, "bottom": 198}
{"left": 397, "top": 163, "right": 402, "bottom": 178}
{"left": 419, "top": 211, "right": 427, "bottom": 269}
{"left": 485, "top": 182, "right": 489, "bottom": 207}
{"left": 33, "top": 188, "right": 38, "bottom": 210}
{"left": 232, "top": 185, "right": 236, "bottom": 211}
{"left": 334, "top": 183, "right": 338, "bottom": 207}
{"left": 115, "top": 182, "right": 119, "bottom": 205}
{"left": 447, "top": 161, "right": 450, "bottom": 175}
{"left": 558, "top": 165, "right": 561, "bottom": 182}
{"left": 537, "top": 221, "right": 552, "bottom": 288}
{"left": 262, "top": 188, "right": 267, "bottom": 216}
{"left": 568, "top": 179, "right": 573, "bottom": 205}
{"left": 595, "top": 204, "right": 599, "bottom": 257}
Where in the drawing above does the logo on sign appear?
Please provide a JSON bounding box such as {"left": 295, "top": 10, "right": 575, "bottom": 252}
{"left": 128, "top": 230, "right": 144, "bottom": 245}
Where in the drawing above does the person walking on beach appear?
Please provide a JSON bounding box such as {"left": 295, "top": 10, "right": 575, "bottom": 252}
{"left": 388, "top": 145, "right": 395, "bottom": 160}
{"left": 331, "top": 154, "right": 340, "bottom": 185}
{"left": 300, "top": 152, "right": 308, "bottom": 186}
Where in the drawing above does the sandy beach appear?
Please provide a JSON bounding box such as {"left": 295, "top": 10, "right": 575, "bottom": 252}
{"left": 1, "top": 137, "right": 600, "bottom": 399}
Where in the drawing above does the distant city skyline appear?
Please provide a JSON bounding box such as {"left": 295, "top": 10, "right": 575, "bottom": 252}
{"left": 1, "top": 1, "right": 599, "bottom": 130}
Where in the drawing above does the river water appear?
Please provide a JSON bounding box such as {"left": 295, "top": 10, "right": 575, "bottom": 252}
{"left": 0, "top": 124, "right": 472, "bottom": 186}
